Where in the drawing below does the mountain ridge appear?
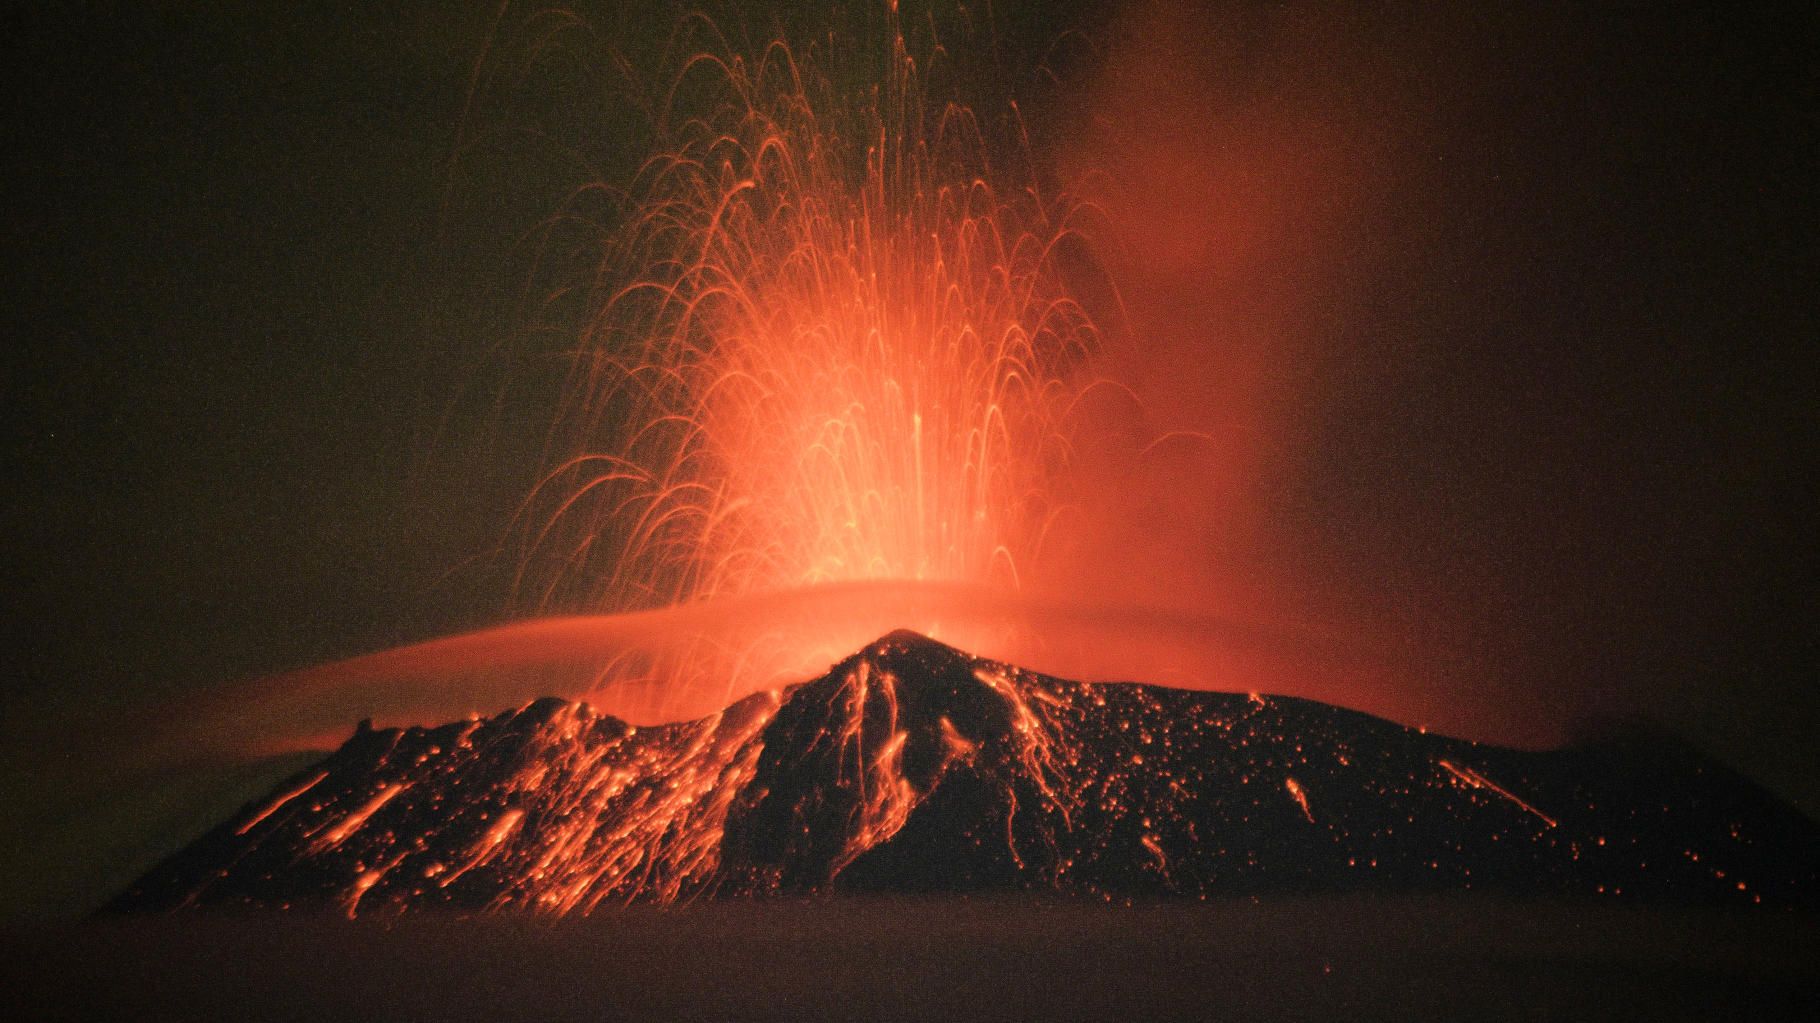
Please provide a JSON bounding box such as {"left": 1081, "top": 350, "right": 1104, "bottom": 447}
{"left": 109, "top": 631, "right": 1820, "bottom": 915}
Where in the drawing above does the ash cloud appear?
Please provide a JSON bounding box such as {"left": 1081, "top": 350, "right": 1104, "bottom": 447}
{"left": 1038, "top": 0, "right": 1817, "bottom": 784}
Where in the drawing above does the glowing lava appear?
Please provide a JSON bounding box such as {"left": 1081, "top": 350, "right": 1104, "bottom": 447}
{"left": 178, "top": 6, "right": 1521, "bottom": 771}
{"left": 508, "top": 6, "right": 1106, "bottom": 719}
{"left": 95, "top": 10, "right": 1820, "bottom": 926}
{"left": 114, "top": 634, "right": 1820, "bottom": 916}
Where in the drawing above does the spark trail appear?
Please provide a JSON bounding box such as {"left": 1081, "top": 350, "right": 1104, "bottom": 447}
{"left": 508, "top": 5, "right": 1107, "bottom": 722}
{"left": 1438, "top": 758, "right": 1559, "bottom": 829}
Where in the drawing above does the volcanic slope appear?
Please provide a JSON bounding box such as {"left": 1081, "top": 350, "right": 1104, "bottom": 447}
{"left": 111, "top": 632, "right": 1820, "bottom": 915}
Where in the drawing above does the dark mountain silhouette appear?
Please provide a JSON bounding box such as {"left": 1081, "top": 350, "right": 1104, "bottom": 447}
{"left": 111, "top": 631, "right": 1820, "bottom": 915}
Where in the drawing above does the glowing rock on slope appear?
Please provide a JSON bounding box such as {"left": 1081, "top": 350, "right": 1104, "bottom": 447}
{"left": 113, "top": 633, "right": 1820, "bottom": 916}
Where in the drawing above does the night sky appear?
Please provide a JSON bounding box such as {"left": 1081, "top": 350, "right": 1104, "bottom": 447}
{"left": 3, "top": 1, "right": 1815, "bottom": 919}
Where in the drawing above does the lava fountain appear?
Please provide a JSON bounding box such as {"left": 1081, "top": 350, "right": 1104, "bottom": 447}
{"left": 502, "top": 8, "right": 1110, "bottom": 720}
{"left": 169, "top": 6, "right": 1436, "bottom": 760}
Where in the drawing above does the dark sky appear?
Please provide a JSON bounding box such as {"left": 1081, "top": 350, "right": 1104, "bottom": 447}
{"left": 2, "top": 1, "right": 1816, "bottom": 915}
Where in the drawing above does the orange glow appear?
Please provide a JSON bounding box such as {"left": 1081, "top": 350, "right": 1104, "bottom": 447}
{"left": 191, "top": 571, "right": 1436, "bottom": 768}
{"left": 100, "top": 2, "right": 1588, "bottom": 785}
{"left": 131, "top": 8, "right": 1567, "bottom": 854}
{"left": 508, "top": 5, "right": 1102, "bottom": 725}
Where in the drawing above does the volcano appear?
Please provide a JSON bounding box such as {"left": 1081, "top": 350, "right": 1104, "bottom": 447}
{"left": 111, "top": 632, "right": 1819, "bottom": 916}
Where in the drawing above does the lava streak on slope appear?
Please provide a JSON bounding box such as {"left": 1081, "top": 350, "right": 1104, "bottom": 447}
{"left": 113, "top": 634, "right": 1820, "bottom": 916}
